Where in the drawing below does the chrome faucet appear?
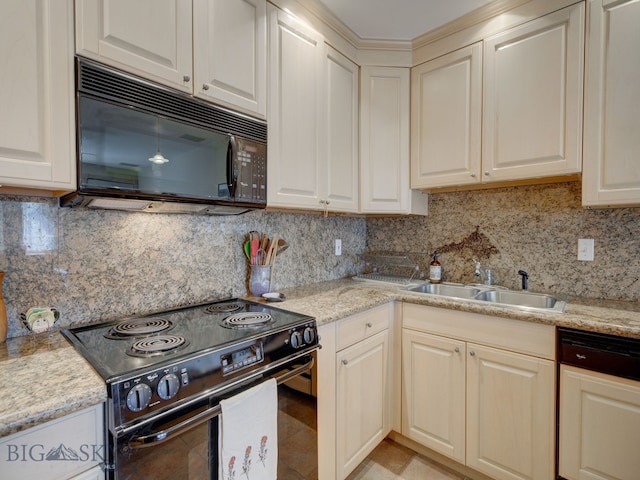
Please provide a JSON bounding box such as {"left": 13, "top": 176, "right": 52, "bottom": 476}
{"left": 518, "top": 270, "right": 529, "bottom": 290}
{"left": 473, "top": 260, "right": 494, "bottom": 285}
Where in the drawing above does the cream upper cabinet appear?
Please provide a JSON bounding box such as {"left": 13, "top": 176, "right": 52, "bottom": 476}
{"left": 267, "top": 6, "right": 359, "bottom": 213}
{"left": 402, "top": 304, "right": 555, "bottom": 480}
{"left": 411, "top": 2, "right": 584, "bottom": 190}
{"left": 582, "top": 0, "right": 640, "bottom": 208}
{"left": 361, "top": 67, "right": 428, "bottom": 215}
{"left": 267, "top": 6, "right": 325, "bottom": 210}
{"left": 324, "top": 46, "right": 360, "bottom": 213}
{"left": 0, "top": 0, "right": 76, "bottom": 193}
{"left": 193, "top": 0, "right": 267, "bottom": 117}
{"left": 76, "top": 0, "right": 267, "bottom": 118}
{"left": 559, "top": 365, "right": 640, "bottom": 480}
{"left": 483, "top": 3, "right": 584, "bottom": 182}
{"left": 75, "top": 0, "right": 193, "bottom": 93}
{"left": 411, "top": 43, "right": 482, "bottom": 189}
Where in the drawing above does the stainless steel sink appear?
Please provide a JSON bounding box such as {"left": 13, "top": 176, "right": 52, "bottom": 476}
{"left": 405, "top": 282, "right": 566, "bottom": 313}
{"left": 473, "top": 290, "right": 566, "bottom": 312}
{"left": 406, "top": 283, "right": 483, "bottom": 299}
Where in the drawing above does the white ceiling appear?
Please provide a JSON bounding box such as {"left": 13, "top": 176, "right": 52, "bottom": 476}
{"left": 317, "top": 0, "right": 494, "bottom": 40}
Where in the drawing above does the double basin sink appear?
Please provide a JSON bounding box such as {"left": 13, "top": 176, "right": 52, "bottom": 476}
{"left": 404, "top": 282, "right": 566, "bottom": 313}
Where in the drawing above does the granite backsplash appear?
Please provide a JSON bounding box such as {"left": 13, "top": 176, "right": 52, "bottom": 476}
{"left": 1, "top": 181, "right": 638, "bottom": 338}
{"left": 367, "top": 181, "right": 640, "bottom": 302}
{"left": 0, "top": 198, "right": 365, "bottom": 338}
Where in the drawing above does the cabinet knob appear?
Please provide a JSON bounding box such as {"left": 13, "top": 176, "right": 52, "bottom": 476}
{"left": 366, "top": 322, "right": 372, "bottom": 328}
{"left": 454, "top": 347, "right": 460, "bottom": 353}
{"left": 202, "top": 84, "right": 210, "bottom": 91}
{"left": 470, "top": 173, "right": 476, "bottom": 178}
{"left": 484, "top": 171, "right": 490, "bottom": 176}
{"left": 469, "top": 351, "right": 476, "bottom": 356}
{"left": 183, "top": 75, "right": 191, "bottom": 82}
{"left": 342, "top": 359, "right": 349, "bottom": 365}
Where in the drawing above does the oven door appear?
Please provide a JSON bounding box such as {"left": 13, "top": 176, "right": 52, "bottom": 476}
{"left": 107, "top": 356, "right": 314, "bottom": 480}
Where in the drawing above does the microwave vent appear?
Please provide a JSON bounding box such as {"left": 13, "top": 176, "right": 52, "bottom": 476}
{"left": 77, "top": 59, "right": 267, "bottom": 144}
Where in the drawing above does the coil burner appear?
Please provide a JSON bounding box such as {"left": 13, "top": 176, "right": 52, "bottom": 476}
{"left": 105, "top": 317, "right": 174, "bottom": 339}
{"left": 221, "top": 312, "right": 273, "bottom": 329}
{"left": 127, "top": 335, "right": 189, "bottom": 358}
{"left": 204, "top": 302, "right": 242, "bottom": 314}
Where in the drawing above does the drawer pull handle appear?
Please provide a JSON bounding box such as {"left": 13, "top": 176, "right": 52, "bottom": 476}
{"left": 470, "top": 351, "right": 476, "bottom": 356}
{"left": 366, "top": 322, "right": 373, "bottom": 328}
{"left": 454, "top": 347, "right": 460, "bottom": 353}
{"left": 342, "top": 359, "right": 349, "bottom": 365}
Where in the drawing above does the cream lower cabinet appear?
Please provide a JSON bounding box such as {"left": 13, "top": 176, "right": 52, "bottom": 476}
{"left": 0, "top": 404, "right": 104, "bottom": 480}
{"left": 582, "top": 0, "right": 640, "bottom": 208}
{"left": 0, "top": 0, "right": 76, "bottom": 193}
{"left": 559, "top": 365, "right": 640, "bottom": 480}
{"left": 317, "top": 303, "right": 393, "bottom": 480}
{"left": 402, "top": 304, "right": 555, "bottom": 480}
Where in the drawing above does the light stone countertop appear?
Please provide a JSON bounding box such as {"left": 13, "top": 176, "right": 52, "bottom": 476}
{"left": 2, "top": 278, "right": 639, "bottom": 438}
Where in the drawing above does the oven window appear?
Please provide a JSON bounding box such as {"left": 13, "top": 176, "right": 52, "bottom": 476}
{"left": 78, "top": 96, "right": 231, "bottom": 200}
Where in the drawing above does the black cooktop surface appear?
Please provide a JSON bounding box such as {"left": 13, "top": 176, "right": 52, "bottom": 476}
{"left": 62, "top": 298, "right": 314, "bottom": 381}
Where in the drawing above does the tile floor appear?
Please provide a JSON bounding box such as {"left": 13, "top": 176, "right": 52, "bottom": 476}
{"left": 277, "top": 386, "right": 464, "bottom": 480}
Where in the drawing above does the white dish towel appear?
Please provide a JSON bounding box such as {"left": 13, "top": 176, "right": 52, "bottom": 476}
{"left": 219, "top": 378, "right": 278, "bottom": 480}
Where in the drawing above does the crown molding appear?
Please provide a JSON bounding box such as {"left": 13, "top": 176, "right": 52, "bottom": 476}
{"left": 412, "top": 0, "right": 532, "bottom": 49}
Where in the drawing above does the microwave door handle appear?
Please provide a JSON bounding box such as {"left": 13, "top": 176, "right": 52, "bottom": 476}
{"left": 227, "top": 135, "right": 237, "bottom": 197}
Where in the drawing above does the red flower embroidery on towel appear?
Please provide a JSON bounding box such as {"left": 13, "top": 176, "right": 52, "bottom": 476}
{"left": 227, "top": 455, "right": 236, "bottom": 480}
{"left": 242, "top": 445, "right": 252, "bottom": 479}
{"left": 258, "top": 435, "right": 268, "bottom": 466}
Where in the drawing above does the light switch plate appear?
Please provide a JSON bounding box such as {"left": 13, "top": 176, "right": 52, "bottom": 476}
{"left": 578, "top": 239, "right": 594, "bottom": 261}
{"left": 335, "top": 239, "right": 342, "bottom": 256}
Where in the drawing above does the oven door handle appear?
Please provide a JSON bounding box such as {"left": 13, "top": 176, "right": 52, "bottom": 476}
{"left": 128, "top": 356, "right": 314, "bottom": 449}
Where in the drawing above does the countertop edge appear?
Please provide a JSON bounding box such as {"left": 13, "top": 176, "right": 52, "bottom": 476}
{"left": 2, "top": 278, "right": 638, "bottom": 438}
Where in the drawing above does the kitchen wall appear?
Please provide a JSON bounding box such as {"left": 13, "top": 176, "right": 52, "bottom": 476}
{"left": 367, "top": 181, "right": 640, "bottom": 301}
{"left": 2, "top": 180, "right": 638, "bottom": 338}
{"left": 0, "top": 196, "right": 365, "bottom": 338}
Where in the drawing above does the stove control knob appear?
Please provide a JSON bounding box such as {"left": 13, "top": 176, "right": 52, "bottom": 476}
{"left": 157, "top": 373, "right": 180, "bottom": 400}
{"left": 303, "top": 327, "right": 315, "bottom": 344}
{"left": 290, "top": 330, "right": 303, "bottom": 349}
{"left": 126, "top": 384, "right": 152, "bottom": 412}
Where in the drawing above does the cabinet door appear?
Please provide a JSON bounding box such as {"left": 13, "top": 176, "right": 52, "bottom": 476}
{"left": 582, "top": 0, "right": 640, "bottom": 207}
{"left": 267, "top": 6, "right": 325, "bottom": 210}
{"left": 324, "top": 46, "right": 359, "bottom": 213}
{"left": 559, "top": 365, "right": 640, "bottom": 480}
{"left": 193, "top": 0, "right": 267, "bottom": 118}
{"left": 361, "top": 67, "right": 428, "bottom": 215}
{"left": 411, "top": 43, "right": 482, "bottom": 189}
{"left": 466, "top": 343, "right": 555, "bottom": 480}
{"left": 75, "top": 0, "right": 193, "bottom": 93}
{"left": 0, "top": 0, "right": 75, "bottom": 192}
{"left": 0, "top": 404, "right": 104, "bottom": 480}
{"left": 402, "top": 329, "right": 465, "bottom": 463}
{"left": 336, "top": 330, "right": 390, "bottom": 480}
{"left": 482, "top": 3, "right": 584, "bottom": 182}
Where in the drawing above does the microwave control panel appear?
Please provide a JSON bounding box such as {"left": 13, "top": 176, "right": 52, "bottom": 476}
{"left": 236, "top": 138, "right": 266, "bottom": 203}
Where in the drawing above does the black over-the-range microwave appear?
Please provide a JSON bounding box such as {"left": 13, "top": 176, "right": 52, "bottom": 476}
{"left": 60, "top": 59, "right": 267, "bottom": 215}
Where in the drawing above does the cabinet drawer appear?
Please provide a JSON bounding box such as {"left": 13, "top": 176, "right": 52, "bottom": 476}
{"left": 402, "top": 303, "right": 554, "bottom": 360}
{"left": 337, "top": 304, "right": 391, "bottom": 351}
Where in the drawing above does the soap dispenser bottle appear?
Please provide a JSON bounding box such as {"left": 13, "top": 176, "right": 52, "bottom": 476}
{"left": 429, "top": 251, "right": 442, "bottom": 284}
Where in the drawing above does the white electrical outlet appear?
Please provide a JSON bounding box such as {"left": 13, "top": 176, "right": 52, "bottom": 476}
{"left": 578, "top": 238, "right": 595, "bottom": 261}
{"left": 335, "top": 239, "right": 342, "bottom": 256}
